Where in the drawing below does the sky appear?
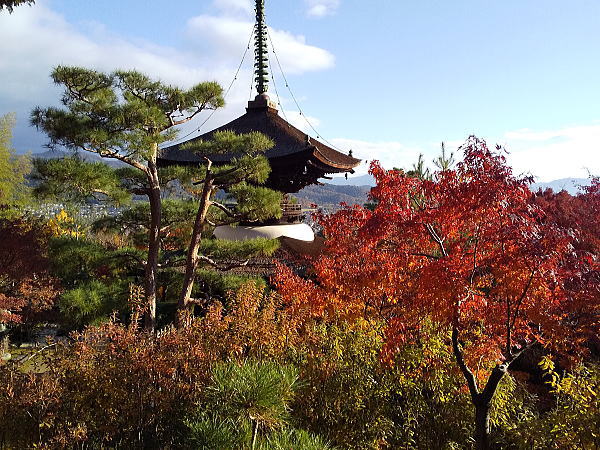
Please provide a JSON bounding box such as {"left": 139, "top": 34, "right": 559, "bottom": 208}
{"left": 1, "top": 0, "right": 599, "bottom": 182}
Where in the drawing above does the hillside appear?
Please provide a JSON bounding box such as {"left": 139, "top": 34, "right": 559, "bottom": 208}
{"left": 295, "top": 183, "right": 371, "bottom": 207}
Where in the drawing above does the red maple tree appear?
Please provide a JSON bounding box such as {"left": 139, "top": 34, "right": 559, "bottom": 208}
{"left": 0, "top": 218, "right": 60, "bottom": 330}
{"left": 276, "top": 137, "right": 599, "bottom": 449}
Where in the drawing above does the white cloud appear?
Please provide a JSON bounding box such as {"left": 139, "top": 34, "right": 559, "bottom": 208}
{"left": 283, "top": 110, "right": 322, "bottom": 134}
{"left": 499, "top": 123, "right": 600, "bottom": 181}
{"left": 328, "top": 138, "right": 426, "bottom": 176}
{"left": 325, "top": 124, "right": 600, "bottom": 183}
{"left": 0, "top": 2, "right": 335, "bottom": 152}
{"left": 305, "top": 0, "right": 341, "bottom": 18}
{"left": 0, "top": 4, "right": 230, "bottom": 102}
{"left": 186, "top": 16, "right": 334, "bottom": 74}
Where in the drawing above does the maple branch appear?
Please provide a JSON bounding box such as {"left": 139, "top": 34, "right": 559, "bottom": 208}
{"left": 452, "top": 326, "right": 479, "bottom": 400}
{"left": 506, "top": 297, "right": 512, "bottom": 357}
{"left": 425, "top": 223, "right": 448, "bottom": 257}
{"left": 469, "top": 226, "right": 481, "bottom": 287}
{"left": 480, "top": 342, "right": 533, "bottom": 404}
{"left": 509, "top": 268, "right": 537, "bottom": 336}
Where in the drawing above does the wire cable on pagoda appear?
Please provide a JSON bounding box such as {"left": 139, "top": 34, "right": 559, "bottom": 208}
{"left": 248, "top": 62, "right": 255, "bottom": 101}
{"left": 266, "top": 45, "right": 290, "bottom": 124}
{"left": 266, "top": 28, "right": 348, "bottom": 154}
{"left": 167, "top": 24, "right": 256, "bottom": 147}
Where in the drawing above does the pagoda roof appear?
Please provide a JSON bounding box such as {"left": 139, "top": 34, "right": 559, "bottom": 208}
{"left": 158, "top": 98, "right": 360, "bottom": 173}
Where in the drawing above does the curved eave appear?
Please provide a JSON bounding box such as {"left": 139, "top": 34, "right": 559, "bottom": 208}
{"left": 309, "top": 145, "right": 361, "bottom": 172}
{"left": 157, "top": 107, "right": 362, "bottom": 173}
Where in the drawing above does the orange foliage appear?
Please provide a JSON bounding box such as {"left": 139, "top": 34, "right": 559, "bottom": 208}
{"left": 0, "top": 281, "right": 305, "bottom": 447}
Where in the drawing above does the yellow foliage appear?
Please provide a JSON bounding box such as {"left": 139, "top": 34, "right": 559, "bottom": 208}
{"left": 47, "top": 209, "right": 84, "bottom": 239}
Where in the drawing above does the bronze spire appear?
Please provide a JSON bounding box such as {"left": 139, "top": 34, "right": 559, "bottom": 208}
{"left": 254, "top": 0, "right": 269, "bottom": 95}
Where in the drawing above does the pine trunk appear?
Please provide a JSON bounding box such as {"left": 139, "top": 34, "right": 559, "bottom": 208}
{"left": 144, "top": 156, "right": 161, "bottom": 331}
{"left": 178, "top": 162, "right": 213, "bottom": 324}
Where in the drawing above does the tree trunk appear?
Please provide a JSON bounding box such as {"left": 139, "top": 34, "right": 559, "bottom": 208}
{"left": 452, "top": 326, "right": 508, "bottom": 450}
{"left": 178, "top": 161, "right": 213, "bottom": 324}
{"left": 474, "top": 400, "right": 491, "bottom": 450}
{"left": 144, "top": 155, "right": 161, "bottom": 331}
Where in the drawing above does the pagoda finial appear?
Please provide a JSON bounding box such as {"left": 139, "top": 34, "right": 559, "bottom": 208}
{"left": 254, "top": 0, "right": 269, "bottom": 95}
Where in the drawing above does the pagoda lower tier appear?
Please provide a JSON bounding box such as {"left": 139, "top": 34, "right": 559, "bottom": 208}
{"left": 157, "top": 94, "right": 361, "bottom": 194}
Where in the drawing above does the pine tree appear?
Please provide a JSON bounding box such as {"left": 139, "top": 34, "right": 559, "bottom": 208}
{"left": 178, "top": 130, "right": 282, "bottom": 319}
{"left": 31, "top": 66, "right": 224, "bottom": 329}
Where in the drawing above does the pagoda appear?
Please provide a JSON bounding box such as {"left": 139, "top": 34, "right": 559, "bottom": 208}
{"left": 158, "top": 0, "right": 360, "bottom": 241}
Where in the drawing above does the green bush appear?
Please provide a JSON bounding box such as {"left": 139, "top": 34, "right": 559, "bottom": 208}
{"left": 59, "top": 280, "right": 127, "bottom": 328}
{"left": 194, "top": 269, "right": 266, "bottom": 301}
{"left": 186, "top": 360, "right": 331, "bottom": 449}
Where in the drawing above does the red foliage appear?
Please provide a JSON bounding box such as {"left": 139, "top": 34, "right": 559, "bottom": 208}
{"left": 276, "top": 136, "right": 598, "bottom": 373}
{"left": 0, "top": 218, "right": 61, "bottom": 327}
{"left": 531, "top": 180, "right": 600, "bottom": 356}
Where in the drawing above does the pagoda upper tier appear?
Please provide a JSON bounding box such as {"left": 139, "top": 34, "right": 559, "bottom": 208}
{"left": 157, "top": 94, "right": 361, "bottom": 193}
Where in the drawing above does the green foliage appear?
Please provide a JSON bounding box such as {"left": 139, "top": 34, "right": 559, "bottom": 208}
{"left": 194, "top": 270, "right": 266, "bottom": 300}
{"left": 30, "top": 156, "right": 130, "bottom": 205}
{"left": 228, "top": 183, "right": 283, "bottom": 221}
{"left": 432, "top": 142, "right": 455, "bottom": 172}
{"left": 48, "top": 237, "right": 136, "bottom": 286}
{"left": 503, "top": 359, "right": 600, "bottom": 448}
{"left": 31, "top": 67, "right": 224, "bottom": 156}
{"left": 48, "top": 236, "right": 140, "bottom": 327}
{"left": 292, "top": 320, "right": 535, "bottom": 449}
{"left": 208, "top": 360, "right": 298, "bottom": 431}
{"left": 292, "top": 321, "right": 395, "bottom": 449}
{"left": 200, "top": 237, "right": 280, "bottom": 261}
{"left": 186, "top": 360, "right": 331, "bottom": 449}
{"left": 94, "top": 199, "right": 196, "bottom": 233}
{"left": 58, "top": 280, "right": 127, "bottom": 328}
{"left": 0, "top": 113, "right": 30, "bottom": 214}
{"left": 185, "top": 130, "right": 274, "bottom": 156}
{"left": 258, "top": 428, "right": 334, "bottom": 450}
{"left": 186, "top": 415, "right": 245, "bottom": 449}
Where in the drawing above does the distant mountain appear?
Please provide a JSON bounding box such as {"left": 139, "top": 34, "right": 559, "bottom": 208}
{"left": 31, "top": 149, "right": 125, "bottom": 168}
{"left": 297, "top": 177, "right": 593, "bottom": 209}
{"left": 295, "top": 184, "right": 371, "bottom": 207}
{"left": 530, "top": 178, "right": 590, "bottom": 195}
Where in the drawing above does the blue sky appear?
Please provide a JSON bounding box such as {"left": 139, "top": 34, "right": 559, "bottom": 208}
{"left": 1, "top": 0, "right": 599, "bottom": 181}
